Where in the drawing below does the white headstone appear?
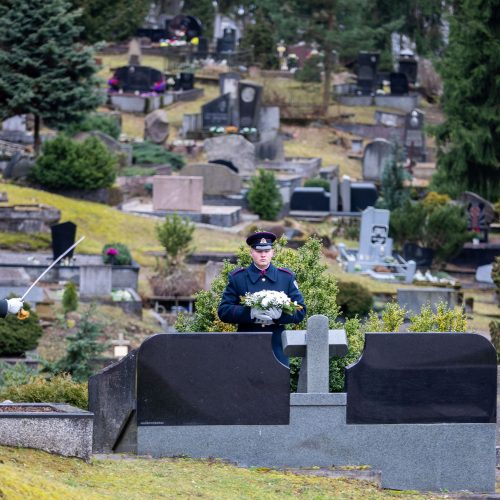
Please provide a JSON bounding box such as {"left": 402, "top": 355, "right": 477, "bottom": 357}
{"left": 358, "top": 207, "right": 391, "bottom": 261}
{"left": 362, "top": 138, "right": 392, "bottom": 181}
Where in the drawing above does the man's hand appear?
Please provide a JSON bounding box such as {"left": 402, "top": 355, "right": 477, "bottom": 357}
{"left": 250, "top": 307, "right": 273, "bottom": 324}
{"left": 266, "top": 307, "right": 282, "bottom": 320}
{"left": 7, "top": 298, "right": 23, "bottom": 315}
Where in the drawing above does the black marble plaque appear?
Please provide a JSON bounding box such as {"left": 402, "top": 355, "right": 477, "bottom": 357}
{"left": 389, "top": 72, "right": 409, "bottom": 95}
{"left": 202, "top": 94, "right": 231, "bottom": 128}
{"left": 137, "top": 333, "right": 290, "bottom": 426}
{"left": 346, "top": 333, "right": 497, "bottom": 424}
{"left": 398, "top": 58, "right": 418, "bottom": 84}
{"left": 238, "top": 82, "right": 262, "bottom": 128}
{"left": 112, "top": 65, "right": 164, "bottom": 93}
{"left": 290, "top": 187, "right": 330, "bottom": 212}
{"left": 350, "top": 183, "right": 378, "bottom": 212}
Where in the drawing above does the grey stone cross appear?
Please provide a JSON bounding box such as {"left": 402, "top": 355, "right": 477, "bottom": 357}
{"left": 282, "top": 314, "right": 348, "bottom": 393}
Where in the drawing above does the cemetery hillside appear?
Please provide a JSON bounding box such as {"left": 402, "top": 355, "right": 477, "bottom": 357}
{"left": 0, "top": 0, "right": 499, "bottom": 497}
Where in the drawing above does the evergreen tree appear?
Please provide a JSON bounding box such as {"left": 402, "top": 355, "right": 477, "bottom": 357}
{"left": 0, "top": 0, "right": 102, "bottom": 153}
{"left": 70, "top": 0, "right": 151, "bottom": 43}
{"left": 377, "top": 145, "right": 410, "bottom": 211}
{"left": 431, "top": 0, "right": 500, "bottom": 201}
{"left": 247, "top": 169, "right": 283, "bottom": 220}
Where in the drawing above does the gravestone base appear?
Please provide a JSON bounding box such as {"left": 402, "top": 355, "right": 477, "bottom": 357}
{"left": 137, "top": 393, "right": 495, "bottom": 493}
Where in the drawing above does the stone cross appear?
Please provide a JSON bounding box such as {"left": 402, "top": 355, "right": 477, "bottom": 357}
{"left": 281, "top": 315, "right": 348, "bottom": 393}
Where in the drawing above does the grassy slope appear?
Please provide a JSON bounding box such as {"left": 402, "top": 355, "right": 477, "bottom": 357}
{"left": 0, "top": 183, "right": 243, "bottom": 266}
{"left": 0, "top": 446, "right": 433, "bottom": 499}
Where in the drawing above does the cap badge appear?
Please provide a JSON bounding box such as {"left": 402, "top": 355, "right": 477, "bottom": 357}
{"left": 260, "top": 238, "right": 267, "bottom": 244}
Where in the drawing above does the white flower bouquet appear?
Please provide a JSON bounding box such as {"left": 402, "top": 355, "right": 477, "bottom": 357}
{"left": 240, "top": 290, "right": 302, "bottom": 315}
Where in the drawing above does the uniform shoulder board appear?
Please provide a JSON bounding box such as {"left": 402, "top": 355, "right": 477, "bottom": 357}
{"left": 278, "top": 267, "right": 294, "bottom": 276}
{"left": 230, "top": 268, "right": 245, "bottom": 276}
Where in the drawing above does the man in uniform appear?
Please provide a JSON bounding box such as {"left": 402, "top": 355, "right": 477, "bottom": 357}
{"left": 218, "top": 231, "right": 306, "bottom": 366}
{"left": 0, "top": 297, "right": 23, "bottom": 318}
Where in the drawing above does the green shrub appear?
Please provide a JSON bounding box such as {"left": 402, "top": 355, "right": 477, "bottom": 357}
{"left": 422, "top": 203, "right": 471, "bottom": 263}
{"left": 295, "top": 55, "right": 322, "bottom": 83}
{"left": 247, "top": 169, "right": 283, "bottom": 221}
{"left": 120, "top": 166, "right": 157, "bottom": 177}
{"left": 364, "top": 302, "right": 407, "bottom": 333}
{"left": 304, "top": 178, "right": 330, "bottom": 192}
{"left": 337, "top": 281, "right": 373, "bottom": 318}
{"left": 176, "top": 236, "right": 365, "bottom": 392}
{"left": 376, "top": 146, "right": 410, "bottom": 211}
{"left": 0, "top": 361, "right": 38, "bottom": 389}
{"left": 102, "top": 242, "right": 133, "bottom": 265}
{"left": 489, "top": 320, "right": 500, "bottom": 363}
{"left": 156, "top": 214, "right": 195, "bottom": 269}
{"left": 0, "top": 302, "right": 42, "bottom": 356}
{"left": 62, "top": 281, "right": 78, "bottom": 314}
{"left": 64, "top": 113, "right": 120, "bottom": 139}
{"left": 389, "top": 199, "right": 426, "bottom": 247}
{"left": 0, "top": 374, "right": 88, "bottom": 409}
{"left": 422, "top": 191, "right": 451, "bottom": 212}
{"left": 491, "top": 256, "right": 500, "bottom": 292}
{"left": 28, "top": 135, "right": 117, "bottom": 190}
{"left": 44, "top": 305, "right": 107, "bottom": 382}
{"left": 132, "top": 141, "right": 184, "bottom": 170}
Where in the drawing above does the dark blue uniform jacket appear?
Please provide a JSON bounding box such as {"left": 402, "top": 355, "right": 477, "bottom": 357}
{"left": 218, "top": 263, "right": 306, "bottom": 365}
{"left": 0, "top": 299, "right": 8, "bottom": 318}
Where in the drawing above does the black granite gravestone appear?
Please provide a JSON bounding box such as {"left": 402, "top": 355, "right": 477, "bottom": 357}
{"left": 136, "top": 333, "right": 290, "bottom": 426}
{"left": 290, "top": 188, "right": 330, "bottom": 212}
{"left": 110, "top": 66, "right": 165, "bottom": 93}
{"left": 201, "top": 94, "right": 232, "bottom": 128}
{"left": 350, "top": 183, "right": 378, "bottom": 212}
{"left": 173, "top": 72, "right": 194, "bottom": 91}
{"left": 389, "top": 72, "right": 409, "bottom": 95}
{"left": 50, "top": 221, "right": 77, "bottom": 261}
{"left": 346, "top": 333, "right": 496, "bottom": 424}
{"left": 398, "top": 58, "right": 418, "bottom": 84}
{"left": 357, "top": 52, "right": 379, "bottom": 95}
{"left": 216, "top": 28, "right": 236, "bottom": 53}
{"left": 403, "top": 243, "right": 435, "bottom": 268}
{"left": 238, "top": 82, "right": 263, "bottom": 128}
{"left": 196, "top": 36, "right": 209, "bottom": 58}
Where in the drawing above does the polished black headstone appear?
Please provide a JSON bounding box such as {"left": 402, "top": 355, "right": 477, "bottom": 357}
{"left": 389, "top": 72, "right": 409, "bottom": 95}
{"left": 403, "top": 243, "right": 435, "bottom": 268}
{"left": 357, "top": 52, "right": 379, "bottom": 95}
{"left": 398, "top": 58, "right": 418, "bottom": 84}
{"left": 137, "top": 333, "right": 290, "bottom": 426}
{"left": 350, "top": 183, "right": 378, "bottom": 212}
{"left": 290, "top": 187, "right": 330, "bottom": 212}
{"left": 238, "top": 82, "right": 262, "bottom": 128}
{"left": 202, "top": 93, "right": 231, "bottom": 128}
{"left": 174, "top": 72, "right": 194, "bottom": 91}
{"left": 346, "top": 333, "right": 496, "bottom": 424}
{"left": 112, "top": 65, "right": 164, "bottom": 93}
{"left": 216, "top": 28, "right": 236, "bottom": 53}
{"left": 51, "top": 221, "right": 76, "bottom": 261}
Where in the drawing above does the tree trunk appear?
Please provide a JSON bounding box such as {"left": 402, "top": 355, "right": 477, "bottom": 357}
{"left": 34, "top": 114, "right": 41, "bottom": 156}
{"left": 321, "top": 10, "right": 336, "bottom": 116}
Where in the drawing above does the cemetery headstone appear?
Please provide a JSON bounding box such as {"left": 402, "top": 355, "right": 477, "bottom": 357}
{"left": 290, "top": 187, "right": 330, "bottom": 212}
{"left": 80, "top": 265, "right": 112, "bottom": 299}
{"left": 402, "top": 243, "right": 435, "bottom": 268}
{"left": 340, "top": 176, "right": 351, "bottom": 212}
{"left": 389, "top": 72, "right": 409, "bottom": 95}
{"left": 109, "top": 66, "right": 165, "bottom": 93}
{"left": 350, "top": 182, "right": 378, "bottom": 212}
{"left": 1, "top": 115, "right": 26, "bottom": 132}
{"left": 3, "top": 153, "right": 35, "bottom": 179}
{"left": 144, "top": 109, "right": 169, "bottom": 144}
{"left": 397, "top": 287, "right": 458, "bottom": 316}
{"left": 204, "top": 135, "right": 256, "bottom": 177}
{"left": 152, "top": 176, "right": 203, "bottom": 212}
{"left": 357, "top": 52, "right": 379, "bottom": 95}
{"left": 216, "top": 28, "right": 236, "bottom": 54}
{"left": 73, "top": 130, "right": 133, "bottom": 165}
{"left": 173, "top": 72, "right": 195, "bottom": 91}
{"left": 404, "top": 109, "right": 426, "bottom": 162}
{"left": 398, "top": 56, "right": 418, "bottom": 84}
{"left": 180, "top": 162, "right": 241, "bottom": 195}
{"left": 358, "top": 207, "right": 392, "bottom": 261}
{"left": 201, "top": 94, "right": 231, "bottom": 129}
{"left": 238, "top": 81, "right": 263, "bottom": 128}
{"left": 219, "top": 72, "right": 240, "bottom": 100}
{"left": 51, "top": 221, "right": 77, "bottom": 261}
{"left": 127, "top": 38, "right": 142, "bottom": 66}
{"left": 362, "top": 138, "right": 392, "bottom": 181}
{"left": 459, "top": 191, "right": 496, "bottom": 241}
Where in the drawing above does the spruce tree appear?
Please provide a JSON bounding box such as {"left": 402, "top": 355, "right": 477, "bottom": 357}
{"left": 0, "top": 0, "right": 102, "bottom": 153}
{"left": 431, "top": 0, "right": 500, "bottom": 200}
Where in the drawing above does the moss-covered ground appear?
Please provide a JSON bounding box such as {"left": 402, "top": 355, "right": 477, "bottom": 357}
{"left": 0, "top": 446, "right": 439, "bottom": 499}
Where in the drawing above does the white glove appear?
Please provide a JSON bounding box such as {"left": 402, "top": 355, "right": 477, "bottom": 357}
{"left": 250, "top": 307, "right": 273, "bottom": 324}
{"left": 266, "top": 307, "right": 282, "bottom": 320}
{"left": 7, "top": 298, "right": 23, "bottom": 314}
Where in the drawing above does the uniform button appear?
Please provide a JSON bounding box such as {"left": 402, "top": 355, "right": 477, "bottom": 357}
{"left": 262, "top": 278, "right": 266, "bottom": 281}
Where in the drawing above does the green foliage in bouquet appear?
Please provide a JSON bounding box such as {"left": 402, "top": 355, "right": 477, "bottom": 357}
{"left": 0, "top": 302, "right": 42, "bottom": 356}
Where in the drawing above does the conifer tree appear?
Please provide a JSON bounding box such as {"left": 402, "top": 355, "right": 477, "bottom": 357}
{"left": 432, "top": 0, "right": 500, "bottom": 200}
{"left": 0, "top": 0, "right": 102, "bottom": 153}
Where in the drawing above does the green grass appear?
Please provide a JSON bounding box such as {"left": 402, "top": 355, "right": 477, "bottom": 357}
{"left": 0, "top": 446, "right": 434, "bottom": 499}
{"left": 0, "top": 183, "right": 243, "bottom": 266}
{"left": 0, "top": 231, "right": 51, "bottom": 251}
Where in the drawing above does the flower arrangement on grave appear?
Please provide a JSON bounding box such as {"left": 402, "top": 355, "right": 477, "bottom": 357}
{"left": 240, "top": 290, "right": 303, "bottom": 316}
{"left": 101, "top": 243, "right": 132, "bottom": 266}
{"left": 209, "top": 126, "right": 225, "bottom": 135}
{"left": 225, "top": 125, "right": 238, "bottom": 134}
